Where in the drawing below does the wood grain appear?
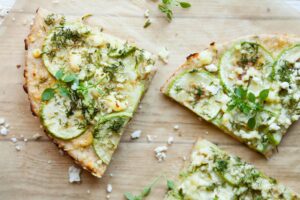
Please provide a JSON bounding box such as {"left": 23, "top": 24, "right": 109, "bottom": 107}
{"left": 0, "top": 0, "right": 299, "bottom": 199}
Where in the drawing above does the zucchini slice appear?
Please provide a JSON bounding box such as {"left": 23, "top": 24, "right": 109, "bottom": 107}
{"left": 93, "top": 113, "right": 131, "bottom": 164}
{"left": 168, "top": 69, "right": 226, "bottom": 121}
{"left": 219, "top": 42, "right": 274, "bottom": 95}
{"left": 41, "top": 93, "right": 87, "bottom": 140}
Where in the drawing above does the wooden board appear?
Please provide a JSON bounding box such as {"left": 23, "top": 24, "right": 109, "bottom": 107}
{"left": 0, "top": 0, "right": 299, "bottom": 199}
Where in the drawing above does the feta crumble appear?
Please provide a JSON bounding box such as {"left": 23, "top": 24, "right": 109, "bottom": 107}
{"left": 154, "top": 146, "right": 168, "bottom": 162}
{"left": 68, "top": 165, "right": 81, "bottom": 183}
{"left": 158, "top": 47, "right": 169, "bottom": 64}
{"left": 131, "top": 130, "right": 142, "bottom": 139}
{"left": 280, "top": 82, "right": 289, "bottom": 89}
{"left": 167, "top": 136, "right": 174, "bottom": 145}
{"left": 173, "top": 124, "right": 179, "bottom": 130}
{"left": 205, "top": 64, "right": 218, "bottom": 72}
{"left": 11, "top": 137, "right": 17, "bottom": 143}
{"left": 106, "top": 184, "right": 113, "bottom": 193}
{"left": 199, "top": 50, "right": 213, "bottom": 65}
{"left": 144, "top": 9, "right": 150, "bottom": 18}
{"left": 269, "top": 123, "right": 280, "bottom": 131}
{"left": 0, "top": 126, "right": 8, "bottom": 135}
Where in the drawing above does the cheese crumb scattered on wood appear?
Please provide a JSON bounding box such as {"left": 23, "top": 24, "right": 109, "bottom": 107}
{"left": 167, "top": 136, "right": 174, "bottom": 145}
{"left": 106, "top": 184, "right": 113, "bottom": 193}
{"left": 158, "top": 47, "right": 169, "bottom": 64}
{"left": 131, "top": 130, "right": 142, "bottom": 139}
{"left": 11, "top": 137, "right": 17, "bottom": 143}
{"left": 144, "top": 9, "right": 150, "bottom": 18}
{"left": 154, "top": 146, "right": 168, "bottom": 162}
{"left": 15, "top": 145, "right": 21, "bottom": 151}
{"left": 173, "top": 124, "right": 179, "bottom": 130}
{"left": 68, "top": 165, "right": 81, "bottom": 183}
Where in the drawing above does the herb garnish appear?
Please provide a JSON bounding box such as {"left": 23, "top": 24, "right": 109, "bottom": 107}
{"left": 227, "top": 86, "right": 269, "bottom": 129}
{"left": 158, "top": 0, "right": 191, "bottom": 22}
{"left": 143, "top": 19, "right": 152, "bottom": 28}
{"left": 108, "top": 117, "right": 126, "bottom": 132}
{"left": 124, "top": 176, "right": 161, "bottom": 200}
{"left": 44, "top": 14, "right": 56, "bottom": 26}
{"left": 238, "top": 42, "right": 259, "bottom": 67}
{"left": 41, "top": 88, "right": 55, "bottom": 101}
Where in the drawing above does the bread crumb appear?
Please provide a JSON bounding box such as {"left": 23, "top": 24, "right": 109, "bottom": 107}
{"left": 167, "top": 136, "right": 174, "bottom": 145}
{"left": 32, "top": 133, "right": 42, "bottom": 140}
{"left": 158, "top": 47, "right": 169, "bottom": 64}
{"left": 106, "top": 184, "right": 113, "bottom": 193}
{"left": 173, "top": 124, "right": 179, "bottom": 130}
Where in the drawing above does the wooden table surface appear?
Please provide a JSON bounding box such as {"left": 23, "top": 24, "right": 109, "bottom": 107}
{"left": 0, "top": 0, "right": 299, "bottom": 199}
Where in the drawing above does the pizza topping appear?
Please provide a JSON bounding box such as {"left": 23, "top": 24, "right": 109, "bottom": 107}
{"left": 165, "top": 139, "right": 299, "bottom": 200}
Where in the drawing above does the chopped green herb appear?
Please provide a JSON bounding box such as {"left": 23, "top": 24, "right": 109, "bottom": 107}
{"left": 215, "top": 159, "right": 228, "bottom": 172}
{"left": 158, "top": 0, "right": 191, "bottom": 22}
{"left": 247, "top": 116, "right": 256, "bottom": 129}
{"left": 62, "top": 74, "right": 77, "bottom": 83}
{"left": 108, "top": 117, "right": 126, "bottom": 132}
{"left": 44, "top": 14, "right": 56, "bottom": 26}
{"left": 41, "top": 88, "right": 55, "bottom": 101}
{"left": 55, "top": 69, "right": 64, "bottom": 80}
{"left": 238, "top": 42, "right": 259, "bottom": 67}
{"left": 167, "top": 180, "right": 175, "bottom": 190}
{"left": 143, "top": 19, "right": 152, "bottom": 28}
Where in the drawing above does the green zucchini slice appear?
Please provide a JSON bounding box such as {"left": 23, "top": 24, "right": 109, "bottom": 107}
{"left": 219, "top": 42, "right": 274, "bottom": 95}
{"left": 41, "top": 93, "right": 87, "bottom": 140}
{"left": 93, "top": 113, "right": 131, "bottom": 164}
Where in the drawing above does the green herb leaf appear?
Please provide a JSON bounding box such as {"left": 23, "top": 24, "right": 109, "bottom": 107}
{"left": 158, "top": 3, "right": 173, "bottom": 21}
{"left": 167, "top": 180, "right": 175, "bottom": 190}
{"left": 143, "top": 19, "right": 152, "bottom": 28}
{"left": 258, "top": 89, "right": 269, "bottom": 101}
{"left": 141, "top": 187, "right": 151, "bottom": 197}
{"left": 55, "top": 69, "right": 64, "bottom": 80}
{"left": 58, "top": 87, "right": 69, "bottom": 97}
{"left": 247, "top": 92, "right": 256, "bottom": 103}
{"left": 62, "top": 74, "right": 76, "bottom": 83}
{"left": 179, "top": 2, "right": 191, "bottom": 8}
{"left": 247, "top": 117, "right": 256, "bottom": 129}
{"left": 124, "top": 192, "right": 136, "bottom": 200}
{"left": 41, "top": 88, "right": 55, "bottom": 101}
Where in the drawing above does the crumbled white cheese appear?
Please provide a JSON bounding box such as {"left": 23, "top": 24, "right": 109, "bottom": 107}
{"left": 15, "top": 145, "right": 21, "bottom": 151}
{"left": 206, "top": 85, "right": 219, "bottom": 95}
{"left": 11, "top": 137, "right": 17, "bottom": 143}
{"left": 173, "top": 124, "right": 179, "bottom": 130}
{"left": 205, "top": 64, "right": 218, "bottom": 72}
{"left": 0, "top": 126, "right": 8, "bottom": 136}
{"left": 144, "top": 9, "right": 150, "bottom": 18}
{"left": 280, "top": 82, "right": 289, "bottom": 89}
{"left": 68, "top": 165, "right": 81, "bottom": 183}
{"left": 23, "top": 138, "right": 28, "bottom": 142}
{"left": 0, "top": 118, "right": 5, "bottom": 125}
{"left": 269, "top": 123, "right": 280, "bottom": 131}
{"left": 167, "top": 136, "right": 174, "bottom": 145}
{"left": 106, "top": 195, "right": 110, "bottom": 199}
{"left": 295, "top": 62, "right": 300, "bottom": 69}
{"left": 146, "top": 135, "right": 153, "bottom": 142}
{"left": 131, "top": 130, "right": 142, "bottom": 139}
{"left": 234, "top": 67, "right": 243, "bottom": 75}
{"left": 199, "top": 50, "right": 213, "bottom": 65}
{"left": 154, "top": 146, "right": 168, "bottom": 162}
{"left": 47, "top": 160, "right": 52, "bottom": 164}
{"left": 158, "top": 47, "right": 169, "bottom": 64}
{"left": 71, "top": 82, "right": 78, "bottom": 90}
{"left": 106, "top": 184, "right": 113, "bottom": 193}
{"left": 182, "top": 156, "right": 187, "bottom": 161}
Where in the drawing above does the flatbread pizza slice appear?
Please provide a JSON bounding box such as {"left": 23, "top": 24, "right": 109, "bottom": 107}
{"left": 24, "top": 8, "right": 157, "bottom": 177}
{"left": 165, "top": 138, "right": 299, "bottom": 200}
{"left": 161, "top": 35, "right": 300, "bottom": 157}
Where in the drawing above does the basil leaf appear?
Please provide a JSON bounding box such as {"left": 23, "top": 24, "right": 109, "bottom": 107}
{"left": 179, "top": 2, "right": 191, "bottom": 8}
{"left": 141, "top": 187, "right": 151, "bottom": 197}
{"left": 58, "top": 87, "right": 69, "bottom": 97}
{"left": 167, "top": 180, "right": 175, "bottom": 190}
{"left": 41, "top": 88, "right": 55, "bottom": 101}
{"left": 55, "top": 69, "right": 64, "bottom": 80}
{"left": 259, "top": 89, "right": 269, "bottom": 101}
{"left": 247, "top": 92, "right": 256, "bottom": 103}
{"left": 247, "top": 117, "right": 256, "bottom": 129}
{"left": 63, "top": 74, "right": 76, "bottom": 83}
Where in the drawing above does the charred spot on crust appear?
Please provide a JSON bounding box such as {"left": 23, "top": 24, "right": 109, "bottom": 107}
{"left": 23, "top": 84, "right": 28, "bottom": 93}
{"left": 16, "top": 64, "right": 21, "bottom": 69}
{"left": 186, "top": 53, "right": 199, "bottom": 61}
{"left": 23, "top": 69, "right": 27, "bottom": 78}
{"left": 210, "top": 42, "right": 215, "bottom": 46}
{"left": 24, "top": 39, "right": 28, "bottom": 50}
{"left": 30, "top": 103, "right": 37, "bottom": 116}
